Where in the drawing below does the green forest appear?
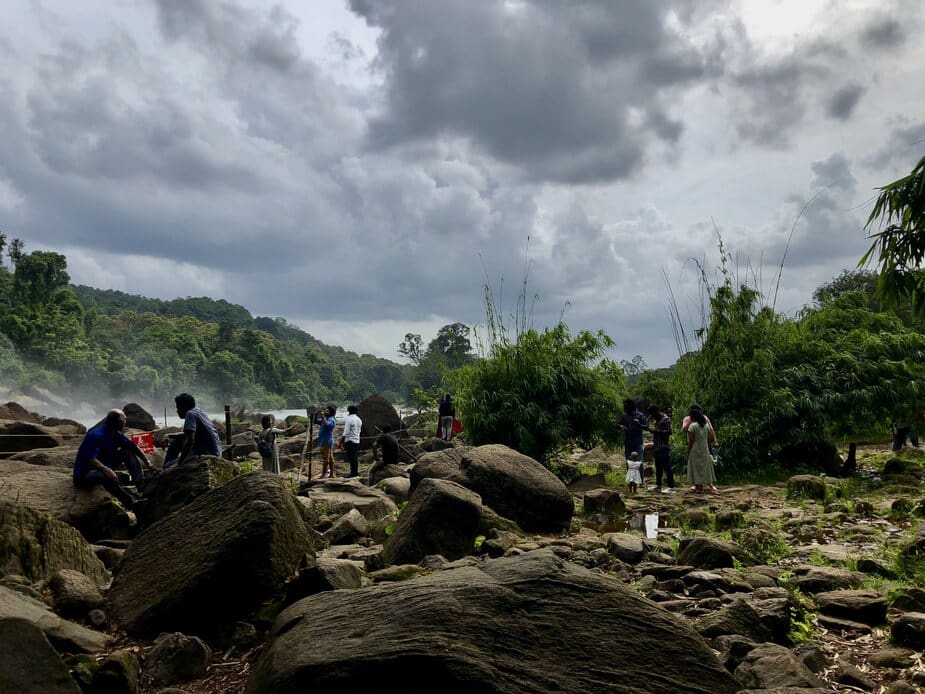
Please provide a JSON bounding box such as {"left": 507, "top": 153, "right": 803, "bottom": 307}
{"left": 0, "top": 239, "right": 431, "bottom": 408}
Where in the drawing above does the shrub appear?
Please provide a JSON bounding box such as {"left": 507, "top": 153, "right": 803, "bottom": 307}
{"left": 454, "top": 324, "right": 624, "bottom": 464}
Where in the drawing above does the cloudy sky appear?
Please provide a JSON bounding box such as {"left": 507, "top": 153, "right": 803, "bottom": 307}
{"left": 0, "top": 1, "right": 923, "bottom": 367}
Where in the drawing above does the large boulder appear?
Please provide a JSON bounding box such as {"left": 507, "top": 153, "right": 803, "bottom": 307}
{"left": 0, "top": 499, "right": 109, "bottom": 585}
{"left": 357, "top": 394, "right": 403, "bottom": 450}
{"left": 9, "top": 445, "right": 80, "bottom": 468}
{"left": 136, "top": 455, "right": 237, "bottom": 527}
{"left": 123, "top": 402, "right": 157, "bottom": 431}
{"left": 0, "top": 402, "right": 41, "bottom": 422}
{"left": 0, "top": 585, "right": 109, "bottom": 652}
{"left": 247, "top": 549, "right": 739, "bottom": 693}
{"left": 411, "top": 444, "right": 574, "bottom": 532}
{"left": 0, "top": 461, "right": 134, "bottom": 542}
{"left": 0, "top": 617, "right": 82, "bottom": 693}
{"left": 301, "top": 478, "right": 398, "bottom": 525}
{"left": 0, "top": 420, "right": 63, "bottom": 458}
{"left": 786, "top": 475, "right": 828, "bottom": 501}
{"left": 382, "top": 478, "right": 482, "bottom": 565}
{"left": 109, "top": 472, "right": 313, "bottom": 636}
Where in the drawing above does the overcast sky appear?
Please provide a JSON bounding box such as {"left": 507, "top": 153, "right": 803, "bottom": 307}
{"left": 0, "top": 1, "right": 923, "bottom": 368}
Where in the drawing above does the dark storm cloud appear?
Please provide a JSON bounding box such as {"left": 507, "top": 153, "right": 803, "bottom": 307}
{"left": 350, "top": 0, "right": 707, "bottom": 183}
{"left": 860, "top": 17, "right": 905, "bottom": 48}
{"left": 826, "top": 83, "right": 866, "bottom": 121}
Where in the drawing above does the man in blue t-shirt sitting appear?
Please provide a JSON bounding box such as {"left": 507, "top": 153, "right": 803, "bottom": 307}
{"left": 73, "top": 408, "right": 151, "bottom": 509}
{"left": 165, "top": 393, "right": 223, "bottom": 469}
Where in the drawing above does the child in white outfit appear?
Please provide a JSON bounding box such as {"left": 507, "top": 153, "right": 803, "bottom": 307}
{"left": 626, "top": 451, "right": 643, "bottom": 494}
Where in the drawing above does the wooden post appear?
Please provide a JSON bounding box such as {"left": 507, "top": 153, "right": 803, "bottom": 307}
{"left": 224, "top": 405, "right": 233, "bottom": 450}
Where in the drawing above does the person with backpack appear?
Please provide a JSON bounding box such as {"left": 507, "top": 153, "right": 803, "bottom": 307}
{"left": 258, "top": 414, "right": 296, "bottom": 474}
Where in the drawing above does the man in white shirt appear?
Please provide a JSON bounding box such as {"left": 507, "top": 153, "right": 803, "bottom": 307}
{"left": 340, "top": 404, "right": 363, "bottom": 478}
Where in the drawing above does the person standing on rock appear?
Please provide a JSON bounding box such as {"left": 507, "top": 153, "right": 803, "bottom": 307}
{"left": 316, "top": 405, "right": 337, "bottom": 478}
{"left": 259, "top": 414, "right": 294, "bottom": 474}
{"left": 168, "top": 393, "right": 222, "bottom": 469}
{"left": 646, "top": 405, "right": 675, "bottom": 493}
{"left": 73, "top": 409, "right": 151, "bottom": 509}
{"left": 619, "top": 398, "right": 647, "bottom": 471}
{"left": 340, "top": 405, "right": 362, "bottom": 478}
{"left": 686, "top": 406, "right": 718, "bottom": 495}
{"left": 438, "top": 394, "right": 456, "bottom": 441}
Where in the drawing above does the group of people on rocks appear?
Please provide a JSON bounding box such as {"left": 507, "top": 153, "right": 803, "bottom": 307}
{"left": 620, "top": 398, "right": 719, "bottom": 496}
{"left": 72, "top": 393, "right": 410, "bottom": 507}
{"left": 72, "top": 393, "right": 222, "bottom": 510}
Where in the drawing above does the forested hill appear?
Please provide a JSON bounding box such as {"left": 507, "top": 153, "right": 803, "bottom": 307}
{"left": 0, "top": 245, "right": 410, "bottom": 409}
{"left": 69, "top": 285, "right": 411, "bottom": 407}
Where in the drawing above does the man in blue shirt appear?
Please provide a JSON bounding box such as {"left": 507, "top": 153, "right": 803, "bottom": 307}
{"left": 316, "top": 405, "right": 337, "bottom": 478}
{"left": 166, "top": 393, "right": 223, "bottom": 469}
{"left": 73, "top": 408, "right": 151, "bottom": 508}
{"left": 619, "top": 398, "right": 647, "bottom": 475}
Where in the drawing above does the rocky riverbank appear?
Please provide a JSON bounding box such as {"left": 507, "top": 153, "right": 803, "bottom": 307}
{"left": 1, "top": 397, "right": 923, "bottom": 693}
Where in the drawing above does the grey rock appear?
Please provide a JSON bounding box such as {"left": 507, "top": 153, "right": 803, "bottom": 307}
{"left": 677, "top": 537, "right": 741, "bottom": 569}
{"left": 0, "top": 585, "right": 108, "bottom": 652}
{"left": 109, "top": 473, "right": 313, "bottom": 636}
{"left": 247, "top": 549, "right": 740, "bottom": 693}
{"left": 868, "top": 647, "right": 915, "bottom": 669}
{"left": 0, "top": 617, "right": 81, "bottom": 693}
{"left": 734, "top": 642, "right": 826, "bottom": 689}
{"left": 0, "top": 499, "right": 109, "bottom": 585}
{"left": 148, "top": 632, "right": 211, "bottom": 685}
{"left": 411, "top": 444, "right": 573, "bottom": 532}
{"left": 90, "top": 649, "right": 140, "bottom": 693}
{"left": 49, "top": 569, "right": 104, "bottom": 618}
{"left": 815, "top": 589, "right": 887, "bottom": 626}
{"left": 382, "top": 478, "right": 481, "bottom": 566}
{"left": 323, "top": 509, "right": 370, "bottom": 545}
{"left": 891, "top": 611, "right": 925, "bottom": 650}
{"left": 833, "top": 662, "right": 876, "bottom": 691}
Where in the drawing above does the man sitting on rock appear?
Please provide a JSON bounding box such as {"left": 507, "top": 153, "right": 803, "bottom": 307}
{"left": 165, "top": 393, "right": 222, "bottom": 469}
{"left": 368, "top": 424, "right": 400, "bottom": 485}
{"left": 73, "top": 408, "right": 151, "bottom": 509}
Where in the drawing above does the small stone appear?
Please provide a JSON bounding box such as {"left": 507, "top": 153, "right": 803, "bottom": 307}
{"left": 713, "top": 510, "right": 744, "bottom": 531}
{"left": 884, "top": 682, "right": 918, "bottom": 694}
{"left": 88, "top": 609, "right": 107, "bottom": 628}
{"left": 147, "top": 632, "right": 211, "bottom": 685}
{"left": 793, "top": 643, "right": 827, "bottom": 673}
{"left": 891, "top": 612, "right": 925, "bottom": 650}
{"left": 853, "top": 498, "right": 874, "bottom": 516}
{"left": 787, "top": 475, "right": 827, "bottom": 500}
{"left": 868, "top": 647, "right": 915, "bottom": 669}
{"left": 48, "top": 569, "right": 104, "bottom": 618}
{"left": 91, "top": 649, "right": 140, "bottom": 694}
{"left": 833, "top": 662, "right": 875, "bottom": 691}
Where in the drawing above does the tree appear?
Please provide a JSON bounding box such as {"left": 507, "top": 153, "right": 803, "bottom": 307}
{"left": 427, "top": 322, "right": 474, "bottom": 369}
{"left": 620, "top": 355, "right": 647, "bottom": 379}
{"left": 861, "top": 154, "right": 925, "bottom": 315}
{"left": 7, "top": 238, "right": 24, "bottom": 265}
{"left": 630, "top": 369, "right": 673, "bottom": 410}
{"left": 454, "top": 324, "right": 625, "bottom": 463}
{"left": 398, "top": 333, "right": 423, "bottom": 364}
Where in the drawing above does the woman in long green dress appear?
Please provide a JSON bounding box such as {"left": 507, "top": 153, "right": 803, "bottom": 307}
{"left": 686, "top": 406, "right": 719, "bottom": 494}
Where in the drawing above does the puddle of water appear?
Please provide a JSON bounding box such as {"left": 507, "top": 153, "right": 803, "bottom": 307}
{"left": 598, "top": 511, "right": 662, "bottom": 539}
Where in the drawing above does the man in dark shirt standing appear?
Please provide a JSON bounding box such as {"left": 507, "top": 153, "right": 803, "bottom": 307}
{"left": 73, "top": 409, "right": 151, "bottom": 508}
{"left": 619, "top": 398, "right": 647, "bottom": 472}
{"left": 646, "top": 405, "right": 675, "bottom": 493}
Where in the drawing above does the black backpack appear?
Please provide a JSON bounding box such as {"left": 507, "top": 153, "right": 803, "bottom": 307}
{"left": 257, "top": 432, "right": 273, "bottom": 457}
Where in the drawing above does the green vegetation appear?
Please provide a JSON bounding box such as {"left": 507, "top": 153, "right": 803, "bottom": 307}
{"left": 0, "top": 241, "right": 414, "bottom": 408}
{"left": 861, "top": 154, "right": 925, "bottom": 316}
{"left": 671, "top": 253, "right": 925, "bottom": 474}
{"left": 455, "top": 323, "right": 625, "bottom": 464}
